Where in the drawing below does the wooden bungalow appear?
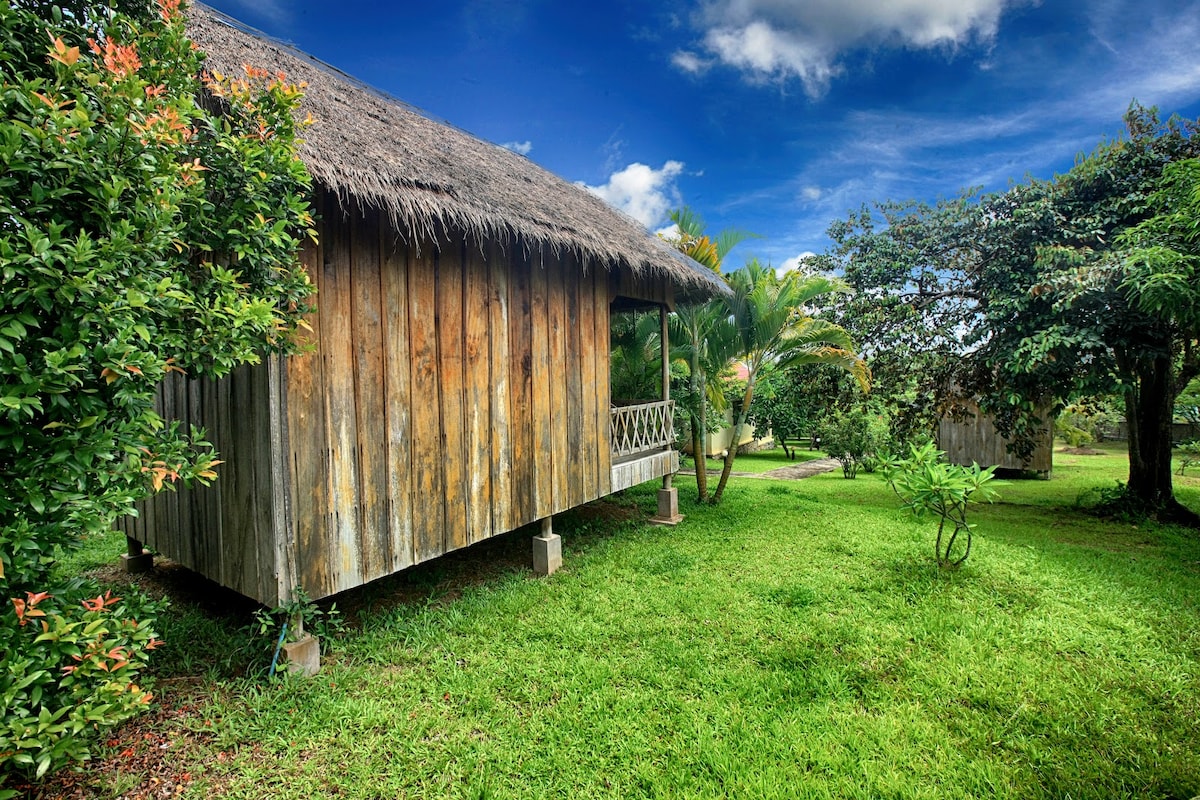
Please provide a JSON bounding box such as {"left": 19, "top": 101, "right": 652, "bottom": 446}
{"left": 937, "top": 399, "right": 1054, "bottom": 477}
{"left": 115, "top": 5, "right": 727, "bottom": 607}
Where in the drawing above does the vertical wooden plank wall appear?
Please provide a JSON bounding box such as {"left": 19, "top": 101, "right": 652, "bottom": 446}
{"left": 121, "top": 190, "right": 655, "bottom": 604}
{"left": 117, "top": 362, "right": 284, "bottom": 605}
{"left": 464, "top": 244, "right": 493, "bottom": 545}
{"left": 285, "top": 210, "right": 621, "bottom": 599}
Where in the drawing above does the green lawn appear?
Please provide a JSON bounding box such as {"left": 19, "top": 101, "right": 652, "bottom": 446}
{"left": 40, "top": 442, "right": 1200, "bottom": 799}
{"left": 683, "top": 445, "right": 829, "bottom": 474}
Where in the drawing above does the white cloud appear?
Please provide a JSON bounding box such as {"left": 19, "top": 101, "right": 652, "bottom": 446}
{"left": 671, "top": 50, "right": 711, "bottom": 74}
{"left": 800, "top": 185, "right": 822, "bottom": 202}
{"left": 581, "top": 161, "right": 686, "bottom": 228}
{"left": 778, "top": 251, "right": 817, "bottom": 276}
{"left": 655, "top": 222, "right": 683, "bottom": 241}
{"left": 683, "top": 0, "right": 1016, "bottom": 95}
{"left": 501, "top": 140, "right": 533, "bottom": 155}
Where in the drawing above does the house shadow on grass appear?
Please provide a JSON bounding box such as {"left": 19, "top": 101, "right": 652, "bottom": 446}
{"left": 83, "top": 492, "right": 656, "bottom": 682}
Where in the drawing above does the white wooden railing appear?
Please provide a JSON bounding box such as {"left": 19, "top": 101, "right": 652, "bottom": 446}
{"left": 610, "top": 400, "right": 674, "bottom": 460}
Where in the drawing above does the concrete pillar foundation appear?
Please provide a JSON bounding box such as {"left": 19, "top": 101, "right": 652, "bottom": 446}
{"left": 121, "top": 537, "right": 154, "bottom": 573}
{"left": 649, "top": 486, "right": 684, "bottom": 526}
{"left": 282, "top": 634, "right": 321, "bottom": 677}
{"left": 533, "top": 517, "right": 561, "bottom": 575}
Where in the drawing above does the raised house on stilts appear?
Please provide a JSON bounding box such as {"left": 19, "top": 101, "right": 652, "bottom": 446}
{"left": 115, "top": 5, "right": 727, "bottom": 607}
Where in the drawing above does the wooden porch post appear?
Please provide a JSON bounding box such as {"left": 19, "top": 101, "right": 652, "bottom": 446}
{"left": 660, "top": 304, "right": 671, "bottom": 491}
{"left": 650, "top": 303, "right": 683, "bottom": 525}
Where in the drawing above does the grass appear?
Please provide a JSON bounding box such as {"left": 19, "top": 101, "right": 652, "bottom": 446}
{"left": 39, "top": 441, "right": 1200, "bottom": 799}
{"left": 683, "top": 445, "right": 828, "bottom": 474}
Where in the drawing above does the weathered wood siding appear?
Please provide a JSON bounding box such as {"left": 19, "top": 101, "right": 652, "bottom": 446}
{"left": 119, "top": 190, "right": 679, "bottom": 605}
{"left": 114, "top": 359, "right": 292, "bottom": 604}
{"left": 284, "top": 194, "right": 616, "bottom": 600}
{"left": 938, "top": 403, "right": 1054, "bottom": 473}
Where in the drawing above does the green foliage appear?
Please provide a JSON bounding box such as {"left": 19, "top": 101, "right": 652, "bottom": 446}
{"left": 0, "top": 0, "right": 314, "bottom": 783}
{"left": 882, "top": 441, "right": 998, "bottom": 567}
{"left": 819, "top": 105, "right": 1200, "bottom": 517}
{"left": 609, "top": 309, "right": 662, "bottom": 403}
{"left": 1056, "top": 420, "right": 1093, "bottom": 449}
{"left": 1177, "top": 377, "right": 1200, "bottom": 425}
{"left": 251, "top": 586, "right": 343, "bottom": 647}
{"left": 815, "top": 406, "right": 891, "bottom": 479}
{"left": 712, "top": 260, "right": 869, "bottom": 502}
{"left": 0, "top": 584, "right": 164, "bottom": 782}
{"left": 744, "top": 362, "right": 842, "bottom": 458}
{"left": 1178, "top": 440, "right": 1200, "bottom": 476}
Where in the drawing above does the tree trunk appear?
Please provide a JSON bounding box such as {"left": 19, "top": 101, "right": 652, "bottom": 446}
{"left": 712, "top": 374, "right": 755, "bottom": 503}
{"left": 692, "top": 362, "right": 708, "bottom": 502}
{"left": 1125, "top": 354, "right": 1200, "bottom": 526}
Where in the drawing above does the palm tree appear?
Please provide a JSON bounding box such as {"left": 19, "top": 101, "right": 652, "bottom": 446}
{"left": 711, "top": 260, "right": 870, "bottom": 503}
{"left": 662, "top": 208, "right": 755, "bottom": 500}
{"left": 669, "top": 301, "right": 739, "bottom": 501}
{"left": 666, "top": 207, "right": 756, "bottom": 273}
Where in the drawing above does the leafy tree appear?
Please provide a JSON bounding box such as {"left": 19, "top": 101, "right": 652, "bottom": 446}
{"left": 815, "top": 406, "right": 892, "bottom": 479}
{"left": 816, "top": 195, "right": 981, "bottom": 441}
{"left": 668, "top": 300, "right": 739, "bottom": 500}
{"left": 0, "top": 0, "right": 314, "bottom": 781}
{"left": 609, "top": 309, "right": 662, "bottom": 403}
{"left": 978, "top": 110, "right": 1200, "bottom": 521}
{"left": 711, "top": 261, "right": 869, "bottom": 502}
{"left": 821, "top": 105, "right": 1200, "bottom": 524}
{"left": 744, "top": 362, "right": 842, "bottom": 458}
{"left": 882, "top": 442, "right": 998, "bottom": 568}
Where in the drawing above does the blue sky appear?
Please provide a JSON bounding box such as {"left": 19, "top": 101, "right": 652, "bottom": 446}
{"left": 203, "top": 0, "right": 1200, "bottom": 270}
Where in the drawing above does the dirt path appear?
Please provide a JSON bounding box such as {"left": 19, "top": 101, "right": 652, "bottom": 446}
{"left": 678, "top": 457, "right": 841, "bottom": 480}
{"left": 758, "top": 457, "right": 841, "bottom": 479}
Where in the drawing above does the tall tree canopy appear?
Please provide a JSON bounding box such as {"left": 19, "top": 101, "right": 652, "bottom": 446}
{"left": 823, "top": 105, "right": 1200, "bottom": 523}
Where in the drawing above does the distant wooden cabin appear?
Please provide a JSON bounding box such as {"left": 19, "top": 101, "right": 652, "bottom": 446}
{"left": 938, "top": 400, "right": 1053, "bottom": 476}
{"left": 115, "top": 6, "right": 726, "bottom": 606}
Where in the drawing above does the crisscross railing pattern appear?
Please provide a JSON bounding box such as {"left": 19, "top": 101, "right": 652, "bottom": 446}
{"left": 610, "top": 400, "right": 674, "bottom": 459}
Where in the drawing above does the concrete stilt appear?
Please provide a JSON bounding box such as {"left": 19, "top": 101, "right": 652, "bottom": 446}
{"left": 281, "top": 614, "right": 321, "bottom": 676}
{"left": 649, "top": 475, "right": 684, "bottom": 526}
{"left": 121, "top": 536, "right": 154, "bottom": 573}
{"left": 532, "top": 517, "right": 562, "bottom": 575}
{"left": 282, "top": 635, "right": 321, "bottom": 677}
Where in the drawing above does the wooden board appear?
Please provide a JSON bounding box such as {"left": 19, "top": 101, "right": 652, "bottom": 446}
{"left": 488, "top": 240, "right": 513, "bottom": 534}
{"left": 380, "top": 225, "right": 414, "bottom": 571}
{"left": 529, "top": 247, "right": 553, "bottom": 520}
{"left": 594, "top": 263, "right": 613, "bottom": 495}
{"left": 563, "top": 259, "right": 585, "bottom": 509}
{"left": 438, "top": 237, "right": 468, "bottom": 551}
{"left": 288, "top": 225, "right": 330, "bottom": 596}
{"left": 350, "top": 208, "right": 390, "bottom": 579}
{"left": 578, "top": 261, "right": 600, "bottom": 497}
{"left": 507, "top": 242, "right": 535, "bottom": 527}
{"left": 464, "top": 241, "right": 493, "bottom": 545}
{"left": 409, "top": 236, "right": 445, "bottom": 562}
{"left": 319, "top": 192, "right": 362, "bottom": 595}
{"left": 547, "top": 253, "right": 569, "bottom": 514}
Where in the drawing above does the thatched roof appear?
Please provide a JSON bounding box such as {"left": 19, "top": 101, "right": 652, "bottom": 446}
{"left": 186, "top": 4, "right": 728, "bottom": 298}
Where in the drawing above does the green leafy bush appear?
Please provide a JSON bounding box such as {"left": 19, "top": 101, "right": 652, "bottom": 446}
{"left": 1177, "top": 440, "right": 1200, "bottom": 476}
{"left": 815, "top": 407, "right": 891, "bottom": 478}
{"left": 1, "top": 584, "right": 164, "bottom": 781}
{"left": 0, "top": 0, "right": 314, "bottom": 785}
{"left": 881, "top": 442, "right": 998, "bottom": 567}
